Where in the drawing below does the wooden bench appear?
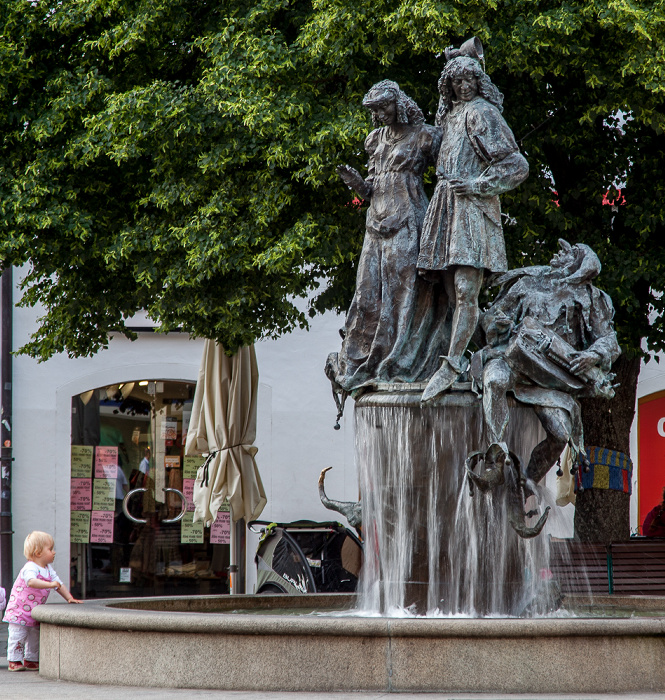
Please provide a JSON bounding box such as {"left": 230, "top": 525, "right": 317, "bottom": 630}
{"left": 549, "top": 538, "right": 665, "bottom": 596}
{"left": 611, "top": 540, "right": 665, "bottom": 595}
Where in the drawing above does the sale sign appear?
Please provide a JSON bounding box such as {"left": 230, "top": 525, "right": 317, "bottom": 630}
{"left": 70, "top": 478, "right": 92, "bottom": 511}
{"left": 90, "top": 511, "right": 114, "bottom": 543}
{"left": 95, "top": 446, "right": 119, "bottom": 479}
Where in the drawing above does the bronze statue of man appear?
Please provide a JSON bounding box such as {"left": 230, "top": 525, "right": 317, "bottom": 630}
{"left": 477, "top": 239, "right": 621, "bottom": 483}
{"left": 419, "top": 54, "right": 529, "bottom": 403}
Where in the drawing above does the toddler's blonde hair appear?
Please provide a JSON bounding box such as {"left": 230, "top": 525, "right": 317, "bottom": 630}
{"left": 24, "top": 531, "right": 54, "bottom": 560}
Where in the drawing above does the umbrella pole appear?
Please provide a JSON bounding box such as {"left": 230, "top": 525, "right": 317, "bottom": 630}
{"left": 228, "top": 510, "right": 247, "bottom": 594}
{"left": 229, "top": 505, "right": 237, "bottom": 594}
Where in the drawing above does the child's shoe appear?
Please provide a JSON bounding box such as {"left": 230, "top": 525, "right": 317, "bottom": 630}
{"left": 8, "top": 661, "right": 24, "bottom": 672}
{"left": 23, "top": 660, "right": 39, "bottom": 671}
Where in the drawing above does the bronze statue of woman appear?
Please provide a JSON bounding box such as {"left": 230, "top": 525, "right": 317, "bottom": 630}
{"left": 327, "top": 80, "right": 449, "bottom": 394}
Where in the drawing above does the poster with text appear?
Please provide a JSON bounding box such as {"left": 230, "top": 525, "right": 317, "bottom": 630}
{"left": 71, "top": 445, "right": 94, "bottom": 478}
{"left": 164, "top": 455, "right": 181, "bottom": 471}
{"left": 70, "top": 478, "right": 92, "bottom": 511}
{"left": 92, "top": 478, "right": 116, "bottom": 511}
{"left": 161, "top": 417, "right": 178, "bottom": 441}
{"left": 70, "top": 511, "right": 91, "bottom": 544}
{"left": 210, "top": 509, "right": 231, "bottom": 545}
{"left": 90, "top": 511, "right": 114, "bottom": 543}
{"left": 182, "top": 478, "right": 196, "bottom": 511}
{"left": 183, "top": 456, "right": 202, "bottom": 480}
{"left": 180, "top": 512, "right": 204, "bottom": 544}
{"left": 95, "top": 446, "right": 119, "bottom": 479}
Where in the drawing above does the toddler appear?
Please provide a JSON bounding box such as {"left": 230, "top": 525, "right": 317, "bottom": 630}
{"left": 2, "top": 531, "right": 81, "bottom": 672}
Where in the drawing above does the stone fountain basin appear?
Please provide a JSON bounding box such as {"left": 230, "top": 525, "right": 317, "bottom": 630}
{"left": 33, "top": 593, "right": 665, "bottom": 693}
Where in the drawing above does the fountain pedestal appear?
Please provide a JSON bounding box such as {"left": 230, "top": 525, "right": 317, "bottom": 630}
{"left": 356, "top": 387, "right": 549, "bottom": 615}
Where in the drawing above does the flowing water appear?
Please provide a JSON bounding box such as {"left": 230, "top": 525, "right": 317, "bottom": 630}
{"left": 355, "top": 395, "right": 585, "bottom": 617}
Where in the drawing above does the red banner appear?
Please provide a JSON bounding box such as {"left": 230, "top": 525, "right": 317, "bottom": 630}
{"left": 638, "top": 391, "right": 665, "bottom": 532}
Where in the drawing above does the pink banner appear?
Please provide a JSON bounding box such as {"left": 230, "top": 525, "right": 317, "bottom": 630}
{"left": 95, "top": 446, "right": 118, "bottom": 479}
{"left": 210, "top": 510, "right": 231, "bottom": 545}
{"left": 70, "top": 478, "right": 92, "bottom": 511}
{"left": 90, "top": 511, "right": 114, "bottom": 543}
{"left": 182, "top": 478, "right": 196, "bottom": 512}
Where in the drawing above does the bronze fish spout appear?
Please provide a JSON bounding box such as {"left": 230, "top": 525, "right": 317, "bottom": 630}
{"left": 465, "top": 444, "right": 507, "bottom": 494}
{"left": 509, "top": 505, "right": 551, "bottom": 539}
{"left": 505, "top": 452, "right": 551, "bottom": 539}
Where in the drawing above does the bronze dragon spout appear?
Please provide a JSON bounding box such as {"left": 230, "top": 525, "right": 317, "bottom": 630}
{"left": 318, "top": 467, "right": 362, "bottom": 536}
{"left": 466, "top": 444, "right": 550, "bottom": 539}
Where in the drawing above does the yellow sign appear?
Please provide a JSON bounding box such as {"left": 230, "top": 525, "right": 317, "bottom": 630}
{"left": 70, "top": 511, "right": 91, "bottom": 544}
{"left": 71, "top": 445, "right": 94, "bottom": 478}
{"left": 180, "top": 511, "right": 204, "bottom": 544}
{"left": 183, "top": 456, "right": 203, "bottom": 480}
{"left": 92, "top": 478, "right": 116, "bottom": 511}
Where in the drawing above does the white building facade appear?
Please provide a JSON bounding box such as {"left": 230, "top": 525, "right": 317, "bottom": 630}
{"left": 1, "top": 271, "right": 662, "bottom": 599}
{"left": 4, "top": 275, "right": 357, "bottom": 598}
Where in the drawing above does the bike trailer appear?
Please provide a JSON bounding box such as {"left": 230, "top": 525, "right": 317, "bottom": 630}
{"left": 249, "top": 520, "right": 363, "bottom": 594}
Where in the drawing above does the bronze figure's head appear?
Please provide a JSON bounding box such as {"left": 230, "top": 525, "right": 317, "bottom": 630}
{"left": 437, "top": 56, "right": 503, "bottom": 118}
{"left": 362, "top": 80, "right": 424, "bottom": 127}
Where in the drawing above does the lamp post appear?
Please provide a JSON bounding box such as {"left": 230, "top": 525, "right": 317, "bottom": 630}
{"left": 0, "top": 265, "right": 13, "bottom": 595}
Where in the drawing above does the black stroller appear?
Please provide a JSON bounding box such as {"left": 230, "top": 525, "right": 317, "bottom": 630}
{"left": 249, "top": 520, "right": 363, "bottom": 594}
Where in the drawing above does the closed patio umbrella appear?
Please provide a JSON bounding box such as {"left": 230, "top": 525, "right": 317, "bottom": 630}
{"left": 185, "top": 340, "right": 266, "bottom": 590}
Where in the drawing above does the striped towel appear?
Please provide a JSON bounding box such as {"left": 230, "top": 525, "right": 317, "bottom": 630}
{"left": 576, "top": 446, "right": 632, "bottom": 494}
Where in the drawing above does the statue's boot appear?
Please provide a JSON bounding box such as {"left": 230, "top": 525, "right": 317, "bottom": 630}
{"left": 421, "top": 355, "right": 467, "bottom": 404}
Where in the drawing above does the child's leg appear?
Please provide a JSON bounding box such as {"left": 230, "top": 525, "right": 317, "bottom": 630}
{"left": 23, "top": 626, "right": 39, "bottom": 662}
{"left": 7, "top": 623, "right": 28, "bottom": 662}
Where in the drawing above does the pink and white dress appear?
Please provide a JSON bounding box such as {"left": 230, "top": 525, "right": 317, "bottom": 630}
{"left": 2, "top": 562, "right": 62, "bottom": 627}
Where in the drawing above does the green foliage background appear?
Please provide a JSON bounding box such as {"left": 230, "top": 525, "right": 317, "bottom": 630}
{"left": 0, "top": 0, "right": 664, "bottom": 360}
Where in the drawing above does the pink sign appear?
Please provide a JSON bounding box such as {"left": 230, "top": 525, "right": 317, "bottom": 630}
{"left": 90, "top": 511, "right": 114, "bottom": 543}
{"left": 210, "top": 510, "right": 231, "bottom": 545}
{"left": 70, "top": 478, "right": 92, "bottom": 511}
{"left": 182, "top": 478, "right": 196, "bottom": 512}
{"left": 95, "top": 446, "right": 118, "bottom": 479}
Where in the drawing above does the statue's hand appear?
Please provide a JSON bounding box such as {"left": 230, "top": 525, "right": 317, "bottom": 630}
{"left": 570, "top": 350, "right": 600, "bottom": 375}
{"left": 336, "top": 165, "right": 369, "bottom": 197}
{"left": 448, "top": 178, "right": 475, "bottom": 195}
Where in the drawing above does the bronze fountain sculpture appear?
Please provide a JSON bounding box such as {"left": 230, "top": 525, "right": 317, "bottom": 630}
{"left": 324, "top": 38, "right": 620, "bottom": 615}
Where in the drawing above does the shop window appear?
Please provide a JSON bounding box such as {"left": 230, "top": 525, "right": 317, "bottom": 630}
{"left": 69, "top": 380, "right": 230, "bottom": 598}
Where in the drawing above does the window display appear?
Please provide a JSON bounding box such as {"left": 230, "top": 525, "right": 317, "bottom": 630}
{"left": 69, "top": 380, "right": 230, "bottom": 598}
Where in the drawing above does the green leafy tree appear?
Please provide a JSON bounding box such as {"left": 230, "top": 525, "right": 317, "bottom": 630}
{"left": 1, "top": 1, "right": 664, "bottom": 455}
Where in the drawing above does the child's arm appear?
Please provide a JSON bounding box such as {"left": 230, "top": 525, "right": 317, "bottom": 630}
{"left": 26, "top": 578, "right": 82, "bottom": 603}
{"left": 26, "top": 578, "right": 59, "bottom": 590}
{"left": 54, "top": 583, "right": 82, "bottom": 604}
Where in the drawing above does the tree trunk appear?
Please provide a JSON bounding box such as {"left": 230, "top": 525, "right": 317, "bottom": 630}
{"left": 574, "top": 355, "right": 641, "bottom": 543}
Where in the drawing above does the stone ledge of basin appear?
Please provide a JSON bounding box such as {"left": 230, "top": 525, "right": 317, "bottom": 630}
{"left": 31, "top": 599, "right": 392, "bottom": 637}
{"left": 384, "top": 616, "right": 665, "bottom": 638}
{"left": 568, "top": 593, "right": 665, "bottom": 611}
{"left": 32, "top": 599, "right": 665, "bottom": 638}
{"left": 106, "top": 592, "right": 356, "bottom": 613}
